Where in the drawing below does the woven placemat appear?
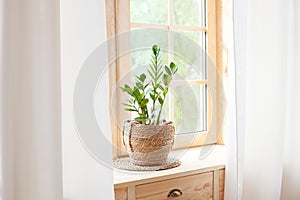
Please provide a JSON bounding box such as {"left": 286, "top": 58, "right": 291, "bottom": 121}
{"left": 113, "top": 157, "right": 181, "bottom": 171}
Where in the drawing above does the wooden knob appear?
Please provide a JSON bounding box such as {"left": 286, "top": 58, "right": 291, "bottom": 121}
{"left": 167, "top": 189, "right": 183, "bottom": 198}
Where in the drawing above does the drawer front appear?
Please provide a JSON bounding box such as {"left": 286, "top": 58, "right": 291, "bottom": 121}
{"left": 115, "top": 188, "right": 127, "bottom": 200}
{"left": 136, "top": 172, "right": 213, "bottom": 200}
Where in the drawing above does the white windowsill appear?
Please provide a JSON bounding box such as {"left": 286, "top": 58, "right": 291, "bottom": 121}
{"left": 113, "top": 145, "right": 225, "bottom": 188}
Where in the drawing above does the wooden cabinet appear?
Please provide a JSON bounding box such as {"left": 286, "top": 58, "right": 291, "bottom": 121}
{"left": 136, "top": 172, "right": 213, "bottom": 200}
{"left": 114, "top": 169, "right": 224, "bottom": 200}
{"left": 114, "top": 146, "right": 226, "bottom": 200}
{"left": 114, "top": 188, "right": 127, "bottom": 200}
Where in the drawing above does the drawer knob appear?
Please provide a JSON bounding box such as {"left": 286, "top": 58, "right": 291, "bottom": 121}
{"left": 167, "top": 189, "right": 183, "bottom": 198}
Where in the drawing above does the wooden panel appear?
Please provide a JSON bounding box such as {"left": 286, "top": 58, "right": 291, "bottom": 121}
{"left": 219, "top": 169, "right": 225, "bottom": 191}
{"left": 219, "top": 169, "right": 225, "bottom": 200}
{"left": 114, "top": 188, "right": 127, "bottom": 200}
{"left": 104, "top": 0, "right": 119, "bottom": 158}
{"left": 128, "top": 185, "right": 136, "bottom": 200}
{"left": 216, "top": 0, "right": 225, "bottom": 145}
{"left": 136, "top": 172, "right": 213, "bottom": 200}
{"left": 219, "top": 191, "right": 224, "bottom": 200}
{"left": 213, "top": 170, "right": 220, "bottom": 200}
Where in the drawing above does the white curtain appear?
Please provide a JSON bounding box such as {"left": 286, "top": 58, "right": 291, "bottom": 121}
{"left": 227, "top": 0, "right": 300, "bottom": 199}
{"left": 0, "top": 0, "right": 63, "bottom": 199}
{"left": 224, "top": 0, "right": 246, "bottom": 199}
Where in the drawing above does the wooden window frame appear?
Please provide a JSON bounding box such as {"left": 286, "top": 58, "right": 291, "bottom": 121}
{"left": 106, "top": 0, "right": 224, "bottom": 158}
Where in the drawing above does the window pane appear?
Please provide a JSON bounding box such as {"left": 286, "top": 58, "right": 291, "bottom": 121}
{"left": 130, "top": 29, "right": 169, "bottom": 80}
{"left": 173, "top": 31, "right": 206, "bottom": 80}
{"left": 173, "top": 0, "right": 204, "bottom": 27}
{"left": 130, "top": 0, "right": 168, "bottom": 24}
{"left": 131, "top": 50, "right": 169, "bottom": 81}
{"left": 173, "top": 85, "right": 207, "bottom": 134}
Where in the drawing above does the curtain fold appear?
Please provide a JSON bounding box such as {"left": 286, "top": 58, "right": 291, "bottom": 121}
{"left": 1, "top": 0, "right": 63, "bottom": 199}
{"left": 280, "top": 0, "right": 300, "bottom": 199}
{"left": 224, "top": 0, "right": 247, "bottom": 199}
{"left": 228, "top": 0, "right": 300, "bottom": 199}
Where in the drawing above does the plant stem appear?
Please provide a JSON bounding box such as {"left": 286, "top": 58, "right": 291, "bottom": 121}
{"left": 150, "top": 54, "right": 158, "bottom": 124}
{"left": 156, "top": 100, "right": 164, "bottom": 125}
{"left": 156, "top": 95, "right": 165, "bottom": 125}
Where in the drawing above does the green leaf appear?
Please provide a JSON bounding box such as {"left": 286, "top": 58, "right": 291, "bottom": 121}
{"left": 141, "top": 99, "right": 149, "bottom": 107}
{"left": 133, "top": 88, "right": 141, "bottom": 100}
{"left": 157, "top": 71, "right": 163, "bottom": 80}
{"left": 158, "top": 97, "right": 164, "bottom": 105}
{"left": 121, "top": 85, "right": 133, "bottom": 95}
{"left": 150, "top": 93, "right": 155, "bottom": 100}
{"left": 144, "top": 82, "right": 150, "bottom": 89}
{"left": 157, "top": 65, "right": 163, "bottom": 74}
{"left": 136, "top": 82, "right": 143, "bottom": 89}
{"left": 138, "top": 93, "right": 144, "bottom": 102}
{"left": 125, "top": 84, "right": 131, "bottom": 89}
{"left": 128, "top": 98, "right": 135, "bottom": 104}
{"left": 150, "top": 65, "right": 156, "bottom": 75}
{"left": 125, "top": 108, "right": 137, "bottom": 112}
{"left": 157, "top": 59, "right": 163, "bottom": 67}
{"left": 155, "top": 83, "right": 161, "bottom": 89}
{"left": 173, "top": 66, "right": 178, "bottom": 74}
{"left": 140, "top": 73, "right": 146, "bottom": 82}
{"left": 147, "top": 69, "right": 155, "bottom": 80}
{"left": 152, "top": 45, "right": 160, "bottom": 56}
{"left": 163, "top": 74, "right": 171, "bottom": 86}
{"left": 150, "top": 58, "right": 156, "bottom": 68}
{"left": 135, "top": 116, "right": 148, "bottom": 123}
{"left": 135, "top": 75, "right": 140, "bottom": 81}
{"left": 163, "top": 87, "right": 168, "bottom": 95}
{"left": 158, "top": 85, "right": 164, "bottom": 90}
{"left": 165, "top": 65, "right": 172, "bottom": 76}
{"left": 170, "top": 62, "right": 176, "bottom": 72}
{"left": 122, "top": 103, "right": 134, "bottom": 107}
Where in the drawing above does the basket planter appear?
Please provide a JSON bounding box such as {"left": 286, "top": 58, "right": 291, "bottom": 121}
{"left": 122, "top": 120, "right": 175, "bottom": 166}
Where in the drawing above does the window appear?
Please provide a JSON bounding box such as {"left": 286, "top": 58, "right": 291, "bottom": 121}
{"left": 106, "top": 0, "right": 224, "bottom": 157}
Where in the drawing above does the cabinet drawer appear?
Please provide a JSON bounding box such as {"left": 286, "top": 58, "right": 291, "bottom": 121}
{"left": 115, "top": 187, "right": 127, "bottom": 200}
{"left": 136, "top": 172, "right": 213, "bottom": 200}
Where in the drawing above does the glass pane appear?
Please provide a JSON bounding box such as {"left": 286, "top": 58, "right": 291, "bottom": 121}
{"left": 173, "top": 85, "right": 207, "bottom": 134}
{"left": 172, "top": 31, "right": 206, "bottom": 80}
{"left": 130, "top": 29, "right": 169, "bottom": 81}
{"left": 173, "top": 0, "right": 204, "bottom": 27}
{"left": 131, "top": 50, "right": 151, "bottom": 80}
{"left": 130, "top": 0, "right": 168, "bottom": 24}
{"left": 131, "top": 50, "right": 169, "bottom": 81}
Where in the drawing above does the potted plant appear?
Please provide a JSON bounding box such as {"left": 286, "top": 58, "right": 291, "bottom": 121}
{"left": 121, "top": 45, "right": 178, "bottom": 166}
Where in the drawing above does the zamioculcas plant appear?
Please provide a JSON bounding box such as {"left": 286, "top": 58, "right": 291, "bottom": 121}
{"left": 121, "top": 45, "right": 178, "bottom": 125}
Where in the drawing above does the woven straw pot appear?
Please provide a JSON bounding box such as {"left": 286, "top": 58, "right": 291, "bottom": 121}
{"left": 122, "top": 120, "right": 175, "bottom": 166}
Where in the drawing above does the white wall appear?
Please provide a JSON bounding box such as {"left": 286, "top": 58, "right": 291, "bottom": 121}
{"left": 60, "top": 1, "right": 114, "bottom": 199}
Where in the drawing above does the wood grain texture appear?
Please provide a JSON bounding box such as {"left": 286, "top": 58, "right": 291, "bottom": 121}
{"left": 104, "top": 0, "right": 119, "bottom": 158}
{"left": 219, "top": 169, "right": 225, "bottom": 192}
{"left": 136, "top": 172, "right": 213, "bottom": 200}
{"left": 114, "top": 188, "right": 127, "bottom": 200}
{"left": 128, "top": 185, "right": 136, "bottom": 200}
{"left": 213, "top": 170, "right": 220, "bottom": 200}
{"left": 219, "top": 191, "right": 224, "bottom": 200}
{"left": 216, "top": 0, "right": 225, "bottom": 145}
{"left": 219, "top": 169, "right": 225, "bottom": 200}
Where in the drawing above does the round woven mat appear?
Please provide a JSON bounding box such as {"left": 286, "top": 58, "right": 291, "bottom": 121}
{"left": 113, "top": 157, "right": 181, "bottom": 171}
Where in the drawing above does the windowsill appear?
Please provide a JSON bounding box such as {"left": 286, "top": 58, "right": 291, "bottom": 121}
{"left": 113, "top": 144, "right": 225, "bottom": 188}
